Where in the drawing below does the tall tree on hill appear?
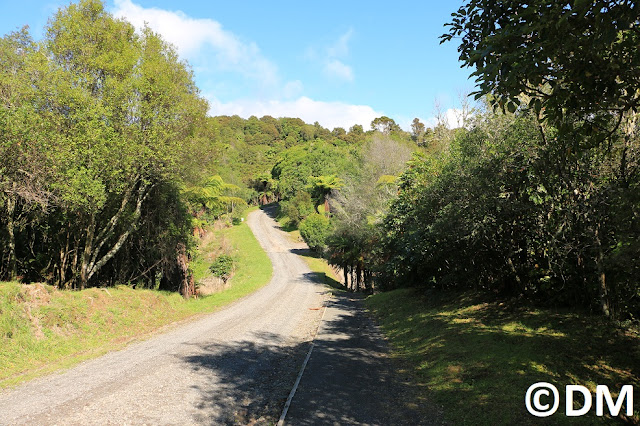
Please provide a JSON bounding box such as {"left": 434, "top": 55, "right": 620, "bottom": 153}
{"left": 371, "top": 116, "right": 400, "bottom": 135}
{"left": 410, "top": 118, "right": 426, "bottom": 145}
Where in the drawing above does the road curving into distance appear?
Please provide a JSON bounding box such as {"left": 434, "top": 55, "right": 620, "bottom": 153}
{"left": 0, "top": 207, "right": 328, "bottom": 425}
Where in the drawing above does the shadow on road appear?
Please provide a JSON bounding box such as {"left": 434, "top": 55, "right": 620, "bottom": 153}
{"left": 182, "top": 331, "right": 308, "bottom": 425}
{"left": 285, "top": 293, "right": 433, "bottom": 425}
{"left": 180, "top": 292, "right": 434, "bottom": 425}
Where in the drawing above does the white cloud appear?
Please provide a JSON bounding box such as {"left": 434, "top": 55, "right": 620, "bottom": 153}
{"left": 207, "top": 96, "right": 382, "bottom": 130}
{"left": 111, "top": 2, "right": 374, "bottom": 127}
{"left": 112, "top": 0, "right": 278, "bottom": 87}
{"left": 307, "top": 29, "right": 356, "bottom": 83}
{"left": 399, "top": 108, "right": 469, "bottom": 132}
{"left": 327, "top": 28, "right": 353, "bottom": 58}
{"left": 282, "top": 80, "right": 304, "bottom": 99}
{"left": 425, "top": 108, "right": 468, "bottom": 129}
{"left": 324, "top": 60, "right": 354, "bottom": 82}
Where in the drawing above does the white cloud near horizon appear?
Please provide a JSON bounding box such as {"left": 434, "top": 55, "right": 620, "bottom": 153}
{"left": 207, "top": 96, "right": 383, "bottom": 130}
{"left": 424, "top": 108, "right": 468, "bottom": 129}
{"left": 399, "top": 108, "right": 469, "bottom": 132}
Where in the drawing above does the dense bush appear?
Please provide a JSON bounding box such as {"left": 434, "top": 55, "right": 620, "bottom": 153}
{"left": 379, "top": 110, "right": 640, "bottom": 319}
{"left": 0, "top": 0, "right": 207, "bottom": 291}
{"left": 209, "top": 255, "right": 234, "bottom": 283}
{"left": 299, "top": 213, "right": 331, "bottom": 252}
{"left": 279, "top": 192, "right": 315, "bottom": 227}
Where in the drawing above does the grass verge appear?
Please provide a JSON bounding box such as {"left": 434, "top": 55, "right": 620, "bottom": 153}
{"left": 366, "top": 288, "right": 640, "bottom": 425}
{"left": 0, "top": 208, "right": 272, "bottom": 390}
{"left": 293, "top": 249, "right": 345, "bottom": 293}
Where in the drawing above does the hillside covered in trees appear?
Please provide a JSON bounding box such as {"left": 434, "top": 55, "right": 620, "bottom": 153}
{"left": 1, "top": 0, "right": 639, "bottom": 322}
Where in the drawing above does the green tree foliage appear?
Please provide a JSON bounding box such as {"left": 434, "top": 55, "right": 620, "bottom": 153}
{"left": 279, "top": 192, "right": 315, "bottom": 228}
{"left": 299, "top": 213, "right": 331, "bottom": 252}
{"left": 325, "top": 136, "right": 415, "bottom": 292}
{"left": 202, "top": 115, "right": 357, "bottom": 193}
{"left": 371, "top": 116, "right": 401, "bottom": 135}
{"left": 437, "top": 0, "right": 640, "bottom": 317}
{"left": 0, "top": 0, "right": 207, "bottom": 292}
{"left": 410, "top": 118, "right": 426, "bottom": 145}
{"left": 442, "top": 0, "right": 640, "bottom": 144}
{"left": 380, "top": 108, "right": 639, "bottom": 318}
{"left": 271, "top": 142, "right": 350, "bottom": 200}
{"left": 306, "top": 175, "right": 344, "bottom": 214}
{"left": 182, "top": 175, "right": 247, "bottom": 220}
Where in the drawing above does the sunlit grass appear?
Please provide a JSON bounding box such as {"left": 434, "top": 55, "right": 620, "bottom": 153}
{"left": 366, "top": 288, "right": 640, "bottom": 425}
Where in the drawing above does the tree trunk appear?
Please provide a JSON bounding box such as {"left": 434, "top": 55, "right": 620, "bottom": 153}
{"left": 5, "top": 194, "right": 17, "bottom": 281}
{"left": 79, "top": 214, "right": 96, "bottom": 290}
{"left": 594, "top": 225, "right": 611, "bottom": 317}
{"left": 84, "top": 182, "right": 152, "bottom": 285}
{"left": 177, "top": 243, "right": 194, "bottom": 298}
{"left": 343, "top": 265, "right": 349, "bottom": 289}
{"left": 150, "top": 265, "right": 157, "bottom": 289}
{"left": 324, "top": 197, "right": 330, "bottom": 215}
{"left": 350, "top": 268, "right": 355, "bottom": 292}
{"left": 506, "top": 256, "right": 522, "bottom": 294}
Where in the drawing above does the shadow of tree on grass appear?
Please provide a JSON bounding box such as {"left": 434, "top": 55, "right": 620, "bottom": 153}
{"left": 367, "top": 289, "right": 640, "bottom": 425}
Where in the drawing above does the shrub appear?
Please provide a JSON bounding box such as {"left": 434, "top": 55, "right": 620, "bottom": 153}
{"left": 280, "top": 191, "right": 315, "bottom": 227}
{"left": 299, "top": 213, "right": 331, "bottom": 252}
{"left": 209, "top": 254, "right": 234, "bottom": 283}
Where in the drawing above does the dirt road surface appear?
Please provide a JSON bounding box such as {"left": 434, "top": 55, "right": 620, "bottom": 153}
{"left": 0, "top": 206, "right": 433, "bottom": 425}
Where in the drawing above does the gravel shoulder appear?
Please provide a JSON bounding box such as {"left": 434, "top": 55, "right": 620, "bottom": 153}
{"left": 0, "top": 207, "right": 328, "bottom": 425}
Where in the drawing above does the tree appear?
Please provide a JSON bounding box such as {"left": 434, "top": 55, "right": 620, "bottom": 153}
{"left": 324, "top": 136, "right": 414, "bottom": 293}
{"left": 0, "top": 28, "right": 48, "bottom": 280}
{"left": 371, "top": 116, "right": 400, "bottom": 135}
{"left": 299, "top": 213, "right": 331, "bottom": 252}
{"left": 441, "top": 0, "right": 640, "bottom": 142}
{"left": 410, "top": 118, "right": 426, "bottom": 144}
{"left": 332, "top": 127, "right": 346, "bottom": 138}
{"left": 306, "top": 175, "right": 344, "bottom": 215}
{"left": 183, "top": 176, "right": 246, "bottom": 219}
{"left": 2, "top": 0, "right": 208, "bottom": 289}
{"left": 347, "top": 124, "right": 365, "bottom": 143}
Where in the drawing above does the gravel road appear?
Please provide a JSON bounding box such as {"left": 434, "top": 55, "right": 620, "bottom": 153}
{"left": 0, "top": 207, "right": 329, "bottom": 425}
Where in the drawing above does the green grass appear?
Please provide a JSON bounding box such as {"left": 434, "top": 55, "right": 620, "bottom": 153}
{"left": 366, "top": 288, "right": 640, "bottom": 424}
{"left": 0, "top": 208, "right": 272, "bottom": 389}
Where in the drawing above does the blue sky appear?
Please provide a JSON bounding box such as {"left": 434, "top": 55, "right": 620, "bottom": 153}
{"left": 0, "top": 0, "right": 473, "bottom": 130}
